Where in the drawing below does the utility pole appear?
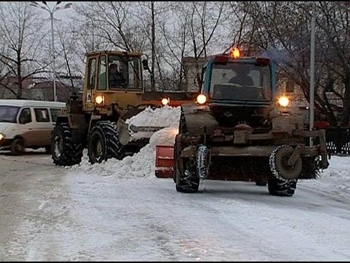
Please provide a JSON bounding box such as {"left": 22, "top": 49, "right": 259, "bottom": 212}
{"left": 309, "top": 2, "right": 316, "bottom": 146}
{"left": 30, "top": 1, "right": 72, "bottom": 101}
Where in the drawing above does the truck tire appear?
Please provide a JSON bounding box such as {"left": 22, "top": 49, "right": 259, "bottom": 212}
{"left": 175, "top": 157, "right": 199, "bottom": 193}
{"left": 173, "top": 134, "right": 182, "bottom": 183}
{"left": 87, "top": 121, "right": 123, "bottom": 164}
{"left": 51, "top": 123, "right": 83, "bottom": 166}
{"left": 197, "top": 145, "right": 210, "bottom": 179}
{"left": 256, "top": 180, "right": 267, "bottom": 186}
{"left": 11, "top": 138, "right": 25, "bottom": 155}
{"left": 269, "top": 145, "right": 302, "bottom": 181}
{"left": 268, "top": 178, "right": 297, "bottom": 197}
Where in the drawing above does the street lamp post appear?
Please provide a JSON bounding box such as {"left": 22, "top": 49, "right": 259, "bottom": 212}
{"left": 309, "top": 2, "right": 316, "bottom": 146}
{"left": 30, "top": 1, "right": 72, "bottom": 101}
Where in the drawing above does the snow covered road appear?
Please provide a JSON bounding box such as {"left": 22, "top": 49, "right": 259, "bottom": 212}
{"left": 1, "top": 151, "right": 350, "bottom": 261}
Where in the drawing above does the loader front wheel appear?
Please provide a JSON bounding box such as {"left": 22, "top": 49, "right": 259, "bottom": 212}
{"left": 51, "top": 123, "right": 83, "bottom": 166}
{"left": 88, "top": 121, "right": 123, "bottom": 164}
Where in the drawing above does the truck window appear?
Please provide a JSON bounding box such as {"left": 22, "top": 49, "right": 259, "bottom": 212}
{"left": 50, "top": 108, "right": 62, "bottom": 122}
{"left": 0, "top": 106, "right": 20, "bottom": 123}
{"left": 98, "top": 55, "right": 107, "bottom": 90}
{"left": 108, "top": 56, "right": 128, "bottom": 89}
{"left": 18, "top": 108, "right": 32, "bottom": 124}
{"left": 210, "top": 63, "right": 272, "bottom": 101}
{"left": 128, "top": 58, "right": 142, "bottom": 90}
{"left": 88, "top": 58, "right": 97, "bottom": 89}
{"left": 34, "top": 108, "right": 50, "bottom": 122}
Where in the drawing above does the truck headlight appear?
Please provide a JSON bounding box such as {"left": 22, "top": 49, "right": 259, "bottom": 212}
{"left": 95, "top": 95, "right": 105, "bottom": 105}
{"left": 278, "top": 96, "right": 289, "bottom": 107}
{"left": 0, "top": 133, "right": 4, "bottom": 140}
{"left": 161, "top": 98, "right": 170, "bottom": 106}
{"left": 197, "top": 94, "right": 207, "bottom": 104}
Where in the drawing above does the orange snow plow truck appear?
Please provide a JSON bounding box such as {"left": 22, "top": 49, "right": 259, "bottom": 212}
{"left": 155, "top": 47, "right": 329, "bottom": 197}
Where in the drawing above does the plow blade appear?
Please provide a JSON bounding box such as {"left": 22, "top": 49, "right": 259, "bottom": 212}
{"left": 155, "top": 145, "right": 174, "bottom": 178}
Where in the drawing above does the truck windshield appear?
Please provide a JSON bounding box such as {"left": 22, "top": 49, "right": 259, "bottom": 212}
{"left": 0, "top": 106, "right": 20, "bottom": 123}
{"left": 209, "top": 63, "right": 272, "bottom": 101}
{"left": 108, "top": 55, "right": 142, "bottom": 90}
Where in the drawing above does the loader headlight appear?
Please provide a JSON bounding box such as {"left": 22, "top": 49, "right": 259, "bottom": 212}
{"left": 0, "top": 133, "right": 3, "bottom": 140}
{"left": 278, "top": 96, "right": 289, "bottom": 107}
{"left": 197, "top": 94, "right": 207, "bottom": 105}
{"left": 95, "top": 95, "right": 105, "bottom": 105}
{"left": 161, "top": 97, "right": 170, "bottom": 106}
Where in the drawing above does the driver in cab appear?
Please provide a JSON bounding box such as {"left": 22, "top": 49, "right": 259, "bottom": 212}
{"left": 109, "top": 62, "right": 127, "bottom": 88}
{"left": 229, "top": 67, "right": 254, "bottom": 87}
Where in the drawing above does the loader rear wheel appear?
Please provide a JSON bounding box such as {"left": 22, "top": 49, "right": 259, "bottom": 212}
{"left": 268, "top": 178, "right": 297, "bottom": 197}
{"left": 51, "top": 123, "right": 83, "bottom": 166}
{"left": 88, "top": 121, "right": 123, "bottom": 164}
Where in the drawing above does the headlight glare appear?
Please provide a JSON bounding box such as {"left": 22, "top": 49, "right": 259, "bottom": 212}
{"left": 278, "top": 96, "right": 289, "bottom": 107}
{"left": 197, "top": 94, "right": 207, "bottom": 104}
{"left": 95, "top": 95, "right": 105, "bottom": 105}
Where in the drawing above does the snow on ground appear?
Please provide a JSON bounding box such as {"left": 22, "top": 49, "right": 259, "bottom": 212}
{"left": 69, "top": 105, "right": 180, "bottom": 177}
{"left": 2, "top": 106, "right": 350, "bottom": 261}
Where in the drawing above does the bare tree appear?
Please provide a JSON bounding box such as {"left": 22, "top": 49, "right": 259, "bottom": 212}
{"left": 315, "top": 2, "right": 350, "bottom": 126}
{"left": 74, "top": 1, "right": 144, "bottom": 52}
{"left": 133, "top": 1, "right": 171, "bottom": 91}
{"left": 158, "top": 2, "right": 228, "bottom": 91}
{"left": 0, "top": 2, "right": 49, "bottom": 99}
{"left": 239, "top": 1, "right": 348, "bottom": 126}
{"left": 55, "top": 24, "right": 84, "bottom": 95}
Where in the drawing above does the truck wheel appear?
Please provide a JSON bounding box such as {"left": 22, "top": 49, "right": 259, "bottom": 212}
{"left": 51, "top": 123, "right": 83, "bottom": 166}
{"left": 173, "top": 134, "right": 182, "bottom": 183}
{"left": 87, "top": 121, "right": 123, "bottom": 164}
{"left": 45, "top": 145, "right": 52, "bottom": 154}
{"left": 269, "top": 145, "right": 302, "bottom": 181}
{"left": 178, "top": 111, "right": 187, "bottom": 134}
{"left": 11, "top": 138, "right": 25, "bottom": 155}
{"left": 268, "top": 178, "right": 297, "bottom": 197}
{"left": 197, "top": 145, "right": 210, "bottom": 179}
{"left": 175, "top": 157, "right": 199, "bottom": 193}
{"left": 256, "top": 179, "right": 267, "bottom": 186}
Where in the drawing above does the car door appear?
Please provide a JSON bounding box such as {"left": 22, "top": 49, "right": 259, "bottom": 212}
{"left": 32, "top": 107, "right": 52, "bottom": 146}
{"left": 17, "top": 107, "right": 41, "bottom": 147}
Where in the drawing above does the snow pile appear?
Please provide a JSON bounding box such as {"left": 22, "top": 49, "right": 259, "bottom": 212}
{"left": 126, "top": 105, "right": 181, "bottom": 127}
{"left": 69, "top": 106, "right": 181, "bottom": 178}
{"left": 301, "top": 155, "right": 350, "bottom": 194}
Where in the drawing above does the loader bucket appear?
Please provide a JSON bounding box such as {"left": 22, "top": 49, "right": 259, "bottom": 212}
{"left": 155, "top": 145, "right": 174, "bottom": 178}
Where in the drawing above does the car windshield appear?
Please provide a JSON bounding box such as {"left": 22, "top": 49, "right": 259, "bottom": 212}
{"left": 209, "top": 63, "right": 272, "bottom": 101}
{"left": 0, "top": 106, "right": 20, "bottom": 123}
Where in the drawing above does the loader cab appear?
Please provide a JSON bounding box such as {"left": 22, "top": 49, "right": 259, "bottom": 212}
{"left": 83, "top": 51, "right": 146, "bottom": 111}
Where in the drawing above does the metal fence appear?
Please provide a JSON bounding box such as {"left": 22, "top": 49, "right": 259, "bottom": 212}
{"left": 324, "top": 127, "right": 350, "bottom": 155}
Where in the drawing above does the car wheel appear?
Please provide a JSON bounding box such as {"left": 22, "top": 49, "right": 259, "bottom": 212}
{"left": 11, "top": 138, "right": 25, "bottom": 155}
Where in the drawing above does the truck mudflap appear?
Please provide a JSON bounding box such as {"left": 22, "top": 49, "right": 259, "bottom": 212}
{"left": 155, "top": 145, "right": 174, "bottom": 178}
